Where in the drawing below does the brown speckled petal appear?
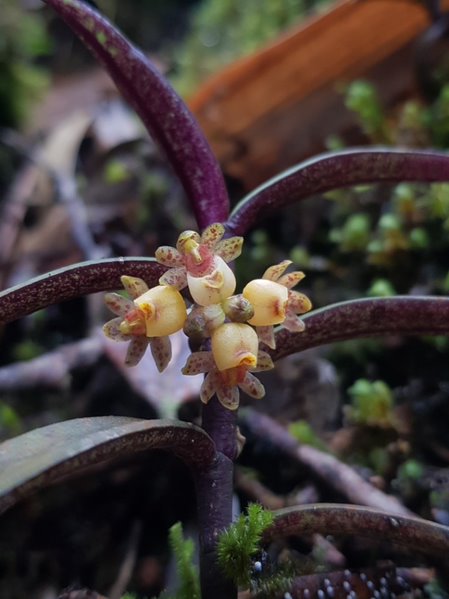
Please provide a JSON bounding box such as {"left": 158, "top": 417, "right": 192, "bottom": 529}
{"left": 104, "top": 292, "right": 134, "bottom": 316}
{"left": 201, "top": 223, "right": 225, "bottom": 248}
{"left": 120, "top": 275, "right": 149, "bottom": 299}
{"left": 288, "top": 290, "right": 312, "bottom": 313}
{"left": 155, "top": 245, "right": 184, "bottom": 267}
{"left": 215, "top": 236, "right": 243, "bottom": 262}
{"left": 283, "top": 311, "right": 306, "bottom": 333}
{"left": 159, "top": 267, "right": 187, "bottom": 290}
{"left": 239, "top": 372, "right": 265, "bottom": 399}
{"left": 263, "top": 260, "right": 291, "bottom": 282}
{"left": 150, "top": 336, "right": 172, "bottom": 372}
{"left": 216, "top": 384, "right": 240, "bottom": 410}
{"left": 256, "top": 325, "right": 276, "bottom": 349}
{"left": 278, "top": 271, "right": 305, "bottom": 289}
{"left": 254, "top": 350, "right": 274, "bottom": 372}
{"left": 103, "top": 317, "right": 131, "bottom": 341}
{"left": 125, "top": 336, "right": 149, "bottom": 366}
{"left": 182, "top": 351, "right": 215, "bottom": 375}
{"left": 200, "top": 371, "right": 218, "bottom": 404}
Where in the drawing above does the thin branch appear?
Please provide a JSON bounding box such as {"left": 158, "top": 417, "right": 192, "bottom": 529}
{"left": 241, "top": 409, "right": 412, "bottom": 516}
{"left": 0, "top": 337, "right": 102, "bottom": 391}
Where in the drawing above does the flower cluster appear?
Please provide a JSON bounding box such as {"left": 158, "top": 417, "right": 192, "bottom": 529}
{"left": 103, "top": 223, "right": 312, "bottom": 410}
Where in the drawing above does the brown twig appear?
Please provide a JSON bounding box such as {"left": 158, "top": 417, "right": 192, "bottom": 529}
{"left": 0, "top": 337, "right": 102, "bottom": 391}
{"left": 108, "top": 520, "right": 142, "bottom": 599}
{"left": 240, "top": 409, "right": 412, "bottom": 516}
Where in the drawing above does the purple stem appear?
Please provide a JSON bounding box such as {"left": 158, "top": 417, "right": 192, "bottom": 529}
{"left": 264, "top": 504, "right": 449, "bottom": 558}
{"left": 226, "top": 148, "right": 449, "bottom": 235}
{"left": 0, "top": 257, "right": 165, "bottom": 325}
{"left": 271, "top": 296, "right": 449, "bottom": 360}
{"left": 194, "top": 453, "right": 236, "bottom": 599}
{"left": 44, "top": 0, "right": 229, "bottom": 230}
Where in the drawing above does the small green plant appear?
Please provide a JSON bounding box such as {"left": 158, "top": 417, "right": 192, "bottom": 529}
{"left": 153, "top": 522, "right": 200, "bottom": 599}
{"left": 345, "top": 379, "right": 394, "bottom": 428}
{"left": 217, "top": 504, "right": 274, "bottom": 589}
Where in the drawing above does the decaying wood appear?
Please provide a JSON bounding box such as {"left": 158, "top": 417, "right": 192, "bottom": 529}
{"left": 190, "top": 0, "right": 449, "bottom": 188}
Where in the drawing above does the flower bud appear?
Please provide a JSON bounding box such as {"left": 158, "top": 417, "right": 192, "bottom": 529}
{"left": 183, "top": 304, "right": 225, "bottom": 342}
{"left": 222, "top": 294, "right": 254, "bottom": 323}
{"left": 134, "top": 285, "right": 186, "bottom": 337}
{"left": 211, "top": 323, "right": 258, "bottom": 371}
{"left": 242, "top": 279, "right": 289, "bottom": 326}
{"left": 187, "top": 256, "right": 236, "bottom": 306}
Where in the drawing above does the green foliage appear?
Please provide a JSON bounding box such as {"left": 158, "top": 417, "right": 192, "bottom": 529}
{"left": 288, "top": 420, "right": 328, "bottom": 451}
{"left": 153, "top": 522, "right": 200, "bottom": 599}
{"left": 0, "top": 0, "right": 50, "bottom": 127}
{"left": 345, "top": 379, "right": 394, "bottom": 427}
{"left": 344, "top": 80, "right": 386, "bottom": 140}
{"left": 172, "top": 0, "right": 331, "bottom": 96}
{"left": 217, "top": 504, "right": 274, "bottom": 588}
{"left": 367, "top": 278, "right": 396, "bottom": 297}
{"left": 0, "top": 402, "right": 21, "bottom": 436}
{"left": 329, "top": 213, "right": 371, "bottom": 252}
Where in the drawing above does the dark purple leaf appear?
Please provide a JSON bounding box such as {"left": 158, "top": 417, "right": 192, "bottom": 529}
{"left": 0, "top": 257, "right": 165, "bottom": 324}
{"left": 264, "top": 504, "right": 449, "bottom": 558}
{"left": 271, "top": 296, "right": 449, "bottom": 361}
{"left": 227, "top": 149, "right": 449, "bottom": 235}
{"left": 44, "top": 0, "right": 229, "bottom": 229}
{"left": 0, "top": 416, "right": 216, "bottom": 514}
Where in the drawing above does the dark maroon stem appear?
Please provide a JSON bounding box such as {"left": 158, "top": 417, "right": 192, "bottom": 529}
{"left": 44, "top": 0, "right": 229, "bottom": 230}
{"left": 264, "top": 504, "right": 449, "bottom": 558}
{"left": 271, "top": 296, "right": 449, "bottom": 361}
{"left": 194, "top": 453, "right": 236, "bottom": 599}
{"left": 201, "top": 397, "right": 238, "bottom": 460}
{"left": 0, "top": 257, "right": 165, "bottom": 325}
{"left": 226, "top": 149, "right": 449, "bottom": 235}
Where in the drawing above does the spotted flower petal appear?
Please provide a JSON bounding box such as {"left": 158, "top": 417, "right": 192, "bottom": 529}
{"left": 253, "top": 350, "right": 275, "bottom": 372}
{"left": 283, "top": 312, "right": 306, "bottom": 333}
{"left": 239, "top": 372, "right": 266, "bottom": 399}
{"left": 155, "top": 246, "right": 184, "bottom": 267}
{"left": 103, "top": 317, "right": 131, "bottom": 342}
{"left": 216, "top": 384, "right": 240, "bottom": 410}
{"left": 150, "top": 336, "right": 172, "bottom": 372}
{"left": 121, "top": 275, "right": 149, "bottom": 299}
{"left": 215, "top": 236, "right": 244, "bottom": 263}
{"left": 278, "top": 271, "right": 305, "bottom": 289}
{"left": 263, "top": 260, "right": 292, "bottom": 282}
{"left": 288, "top": 290, "right": 313, "bottom": 314}
{"left": 200, "top": 371, "right": 220, "bottom": 404}
{"left": 104, "top": 292, "right": 135, "bottom": 316}
{"left": 125, "top": 336, "right": 149, "bottom": 366}
{"left": 256, "top": 325, "right": 276, "bottom": 349}
{"left": 182, "top": 351, "right": 215, "bottom": 375}
{"left": 200, "top": 222, "right": 225, "bottom": 248}
{"left": 159, "top": 267, "right": 187, "bottom": 290}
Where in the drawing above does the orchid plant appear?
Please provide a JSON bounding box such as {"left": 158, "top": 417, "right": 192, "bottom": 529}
{"left": 2, "top": 1, "right": 449, "bottom": 598}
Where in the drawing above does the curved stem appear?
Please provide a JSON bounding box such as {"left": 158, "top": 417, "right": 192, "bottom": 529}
{"left": 0, "top": 257, "right": 165, "bottom": 325}
{"left": 44, "top": 0, "right": 229, "bottom": 229}
{"left": 227, "top": 149, "right": 449, "bottom": 235}
{"left": 264, "top": 504, "right": 449, "bottom": 559}
{"left": 271, "top": 296, "right": 449, "bottom": 361}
